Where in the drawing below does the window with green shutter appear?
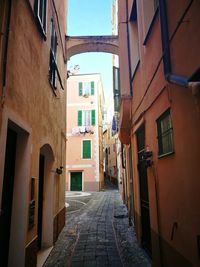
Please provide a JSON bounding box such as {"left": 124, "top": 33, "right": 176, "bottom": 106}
{"left": 78, "top": 110, "right": 95, "bottom": 126}
{"left": 91, "top": 81, "right": 94, "bottom": 95}
{"left": 91, "top": 110, "right": 95, "bottom": 125}
{"left": 82, "top": 140, "right": 91, "bottom": 159}
{"left": 79, "top": 81, "right": 95, "bottom": 96}
{"left": 78, "top": 110, "right": 82, "bottom": 126}
{"left": 79, "top": 82, "right": 83, "bottom": 96}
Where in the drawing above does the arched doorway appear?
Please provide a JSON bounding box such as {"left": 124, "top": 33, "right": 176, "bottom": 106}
{"left": 37, "top": 144, "right": 55, "bottom": 251}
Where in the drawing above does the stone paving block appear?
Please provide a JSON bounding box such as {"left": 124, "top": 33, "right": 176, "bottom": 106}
{"left": 71, "top": 262, "right": 84, "bottom": 267}
{"left": 83, "top": 261, "right": 97, "bottom": 267}
{"left": 71, "top": 256, "right": 84, "bottom": 262}
{"left": 109, "top": 260, "right": 123, "bottom": 267}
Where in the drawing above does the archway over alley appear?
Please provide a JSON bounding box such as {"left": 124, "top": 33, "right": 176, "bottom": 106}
{"left": 65, "top": 35, "right": 119, "bottom": 59}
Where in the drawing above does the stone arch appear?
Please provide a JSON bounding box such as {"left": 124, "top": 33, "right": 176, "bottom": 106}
{"left": 66, "top": 35, "right": 119, "bottom": 59}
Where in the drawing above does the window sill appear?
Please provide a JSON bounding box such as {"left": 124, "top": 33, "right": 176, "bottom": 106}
{"left": 158, "top": 151, "right": 174, "bottom": 159}
{"left": 143, "top": 8, "right": 159, "bottom": 46}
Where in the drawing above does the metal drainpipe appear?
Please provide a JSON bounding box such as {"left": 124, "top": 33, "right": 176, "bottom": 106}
{"left": 158, "top": 0, "right": 194, "bottom": 87}
{"left": 2, "top": 0, "right": 12, "bottom": 94}
{"left": 125, "top": 0, "right": 133, "bottom": 96}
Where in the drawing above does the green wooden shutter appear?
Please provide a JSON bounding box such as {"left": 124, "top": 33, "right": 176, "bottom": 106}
{"left": 91, "top": 110, "right": 95, "bottom": 125}
{"left": 83, "top": 140, "right": 91, "bottom": 159}
{"left": 79, "top": 82, "right": 83, "bottom": 96}
{"left": 91, "top": 81, "right": 94, "bottom": 95}
{"left": 78, "top": 110, "right": 82, "bottom": 126}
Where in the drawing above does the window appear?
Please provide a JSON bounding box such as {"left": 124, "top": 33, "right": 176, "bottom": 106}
{"left": 142, "top": 0, "right": 159, "bottom": 44}
{"left": 78, "top": 110, "right": 95, "bottom": 126}
{"left": 82, "top": 140, "right": 91, "bottom": 159}
{"left": 129, "top": 0, "right": 140, "bottom": 81}
{"left": 79, "top": 81, "right": 95, "bottom": 96}
{"left": 48, "top": 19, "right": 64, "bottom": 91}
{"left": 34, "top": 0, "right": 47, "bottom": 37}
{"left": 49, "top": 19, "right": 57, "bottom": 89}
{"left": 157, "top": 109, "right": 174, "bottom": 157}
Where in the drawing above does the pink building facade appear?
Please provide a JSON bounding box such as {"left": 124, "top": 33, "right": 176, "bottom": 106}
{"left": 66, "top": 73, "right": 104, "bottom": 192}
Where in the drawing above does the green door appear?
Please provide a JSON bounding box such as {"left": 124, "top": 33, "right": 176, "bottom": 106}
{"left": 70, "top": 172, "right": 82, "bottom": 191}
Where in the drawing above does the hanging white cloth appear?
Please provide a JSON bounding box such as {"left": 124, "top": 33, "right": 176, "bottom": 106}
{"left": 72, "top": 127, "right": 80, "bottom": 135}
{"left": 79, "top": 126, "right": 86, "bottom": 133}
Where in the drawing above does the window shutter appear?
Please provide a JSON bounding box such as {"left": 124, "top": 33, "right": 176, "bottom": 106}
{"left": 83, "top": 140, "right": 91, "bottom": 159}
{"left": 78, "top": 110, "right": 82, "bottom": 126}
{"left": 91, "top": 81, "right": 94, "bottom": 95}
{"left": 79, "top": 82, "right": 83, "bottom": 96}
{"left": 91, "top": 110, "right": 95, "bottom": 125}
{"left": 113, "top": 67, "right": 120, "bottom": 112}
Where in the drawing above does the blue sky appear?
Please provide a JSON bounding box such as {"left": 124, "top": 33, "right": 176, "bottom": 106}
{"left": 67, "top": 0, "right": 114, "bottom": 102}
{"left": 67, "top": 0, "right": 113, "bottom": 36}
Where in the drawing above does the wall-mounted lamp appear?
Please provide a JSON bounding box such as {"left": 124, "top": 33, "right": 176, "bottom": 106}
{"left": 56, "top": 166, "right": 64, "bottom": 175}
{"left": 142, "top": 147, "right": 153, "bottom": 168}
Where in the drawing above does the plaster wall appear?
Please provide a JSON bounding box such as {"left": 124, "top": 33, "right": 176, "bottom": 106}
{"left": 167, "top": 0, "right": 200, "bottom": 77}
{"left": 120, "top": 0, "right": 200, "bottom": 266}
{"left": 0, "top": 0, "right": 67, "bottom": 265}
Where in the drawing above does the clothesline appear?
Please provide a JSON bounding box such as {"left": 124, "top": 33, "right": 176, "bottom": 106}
{"left": 71, "top": 126, "right": 94, "bottom": 135}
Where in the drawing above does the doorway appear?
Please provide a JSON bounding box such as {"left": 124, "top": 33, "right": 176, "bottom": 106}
{"left": 37, "top": 154, "right": 45, "bottom": 250}
{"left": 70, "top": 172, "right": 82, "bottom": 191}
{"left": 128, "top": 145, "right": 135, "bottom": 223}
{"left": 0, "top": 128, "right": 17, "bottom": 267}
{"left": 136, "top": 125, "right": 152, "bottom": 255}
{"left": 37, "top": 144, "right": 54, "bottom": 255}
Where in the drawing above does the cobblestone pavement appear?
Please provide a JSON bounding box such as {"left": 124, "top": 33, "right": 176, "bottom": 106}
{"left": 43, "top": 188, "right": 151, "bottom": 267}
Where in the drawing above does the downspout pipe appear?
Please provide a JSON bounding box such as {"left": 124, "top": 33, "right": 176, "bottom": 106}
{"left": 158, "top": 0, "right": 193, "bottom": 87}
{"left": 2, "top": 0, "right": 12, "bottom": 90}
{"left": 126, "top": 0, "right": 133, "bottom": 96}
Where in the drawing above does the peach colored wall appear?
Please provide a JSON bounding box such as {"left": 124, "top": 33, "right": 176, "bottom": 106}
{"left": 0, "top": 0, "right": 67, "bottom": 265}
{"left": 66, "top": 74, "right": 103, "bottom": 191}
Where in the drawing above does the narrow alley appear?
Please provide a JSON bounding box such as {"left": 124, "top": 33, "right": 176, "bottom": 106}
{"left": 0, "top": 0, "right": 200, "bottom": 266}
{"left": 43, "top": 184, "right": 151, "bottom": 267}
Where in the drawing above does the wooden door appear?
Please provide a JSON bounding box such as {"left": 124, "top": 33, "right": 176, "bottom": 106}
{"left": 136, "top": 125, "right": 152, "bottom": 255}
{"left": 70, "top": 172, "right": 82, "bottom": 191}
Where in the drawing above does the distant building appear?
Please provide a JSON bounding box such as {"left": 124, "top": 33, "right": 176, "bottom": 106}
{"left": 66, "top": 73, "right": 104, "bottom": 191}
{"left": 104, "top": 126, "right": 117, "bottom": 184}
{"left": 0, "top": 0, "right": 67, "bottom": 266}
{"left": 111, "top": 0, "right": 123, "bottom": 192}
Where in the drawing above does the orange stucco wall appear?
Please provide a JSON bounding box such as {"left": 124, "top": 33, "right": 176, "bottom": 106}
{"left": 119, "top": 0, "right": 200, "bottom": 266}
